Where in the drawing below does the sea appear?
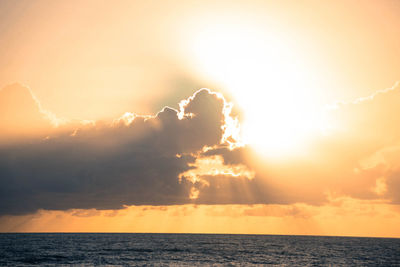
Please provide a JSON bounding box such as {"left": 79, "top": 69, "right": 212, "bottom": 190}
{"left": 0, "top": 233, "right": 399, "bottom": 266}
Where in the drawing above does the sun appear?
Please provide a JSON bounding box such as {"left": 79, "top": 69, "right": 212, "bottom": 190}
{"left": 192, "top": 25, "right": 324, "bottom": 157}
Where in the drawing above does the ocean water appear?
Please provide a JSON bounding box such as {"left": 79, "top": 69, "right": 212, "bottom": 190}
{"left": 0, "top": 233, "right": 399, "bottom": 266}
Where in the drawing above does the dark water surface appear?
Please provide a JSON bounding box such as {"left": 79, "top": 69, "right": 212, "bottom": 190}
{"left": 0, "top": 233, "right": 399, "bottom": 266}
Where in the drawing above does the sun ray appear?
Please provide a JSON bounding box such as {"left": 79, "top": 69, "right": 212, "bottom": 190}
{"left": 192, "top": 24, "right": 325, "bottom": 156}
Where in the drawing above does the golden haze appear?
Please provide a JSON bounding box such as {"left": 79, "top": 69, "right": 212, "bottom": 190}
{"left": 0, "top": 0, "right": 400, "bottom": 237}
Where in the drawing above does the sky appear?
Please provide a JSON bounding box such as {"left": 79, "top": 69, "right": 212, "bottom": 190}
{"left": 1, "top": 0, "right": 400, "bottom": 237}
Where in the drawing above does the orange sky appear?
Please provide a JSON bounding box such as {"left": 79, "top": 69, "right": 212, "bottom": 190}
{"left": 1, "top": 0, "right": 400, "bottom": 237}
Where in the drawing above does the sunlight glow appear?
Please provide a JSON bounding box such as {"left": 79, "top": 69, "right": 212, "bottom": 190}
{"left": 193, "top": 25, "right": 324, "bottom": 156}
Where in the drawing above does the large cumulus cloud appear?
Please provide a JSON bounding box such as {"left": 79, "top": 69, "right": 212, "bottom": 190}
{"left": 0, "top": 85, "right": 259, "bottom": 215}
{"left": 2, "top": 81, "right": 400, "bottom": 216}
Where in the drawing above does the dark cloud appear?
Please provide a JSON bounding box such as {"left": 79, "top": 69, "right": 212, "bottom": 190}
{"left": 0, "top": 84, "right": 331, "bottom": 216}
{"left": 2, "top": 82, "right": 400, "bottom": 216}
{"left": 0, "top": 86, "right": 258, "bottom": 215}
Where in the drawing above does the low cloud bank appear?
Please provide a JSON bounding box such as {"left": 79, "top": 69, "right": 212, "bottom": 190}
{"left": 0, "top": 85, "right": 260, "bottom": 215}
{"left": 1, "top": 82, "right": 400, "bottom": 215}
